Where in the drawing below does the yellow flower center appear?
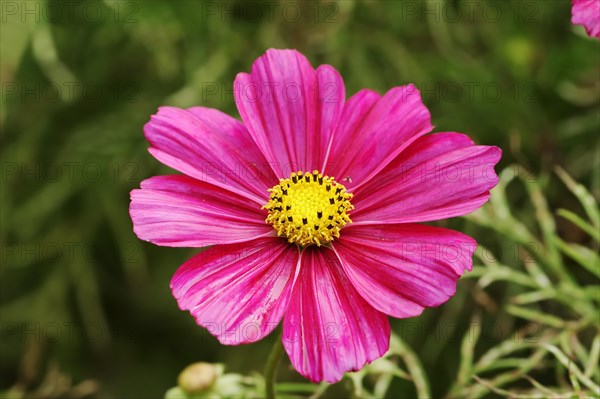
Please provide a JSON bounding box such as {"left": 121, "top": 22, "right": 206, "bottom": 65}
{"left": 263, "top": 170, "right": 354, "bottom": 247}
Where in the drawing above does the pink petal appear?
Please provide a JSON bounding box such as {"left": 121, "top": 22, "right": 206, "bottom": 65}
{"left": 352, "top": 132, "right": 501, "bottom": 224}
{"left": 324, "top": 85, "right": 433, "bottom": 190}
{"left": 283, "top": 247, "right": 390, "bottom": 383}
{"left": 130, "top": 175, "right": 273, "bottom": 247}
{"left": 572, "top": 0, "right": 600, "bottom": 38}
{"left": 144, "top": 106, "right": 275, "bottom": 205}
{"left": 171, "top": 238, "right": 300, "bottom": 345}
{"left": 333, "top": 224, "right": 476, "bottom": 318}
{"left": 234, "top": 49, "right": 345, "bottom": 177}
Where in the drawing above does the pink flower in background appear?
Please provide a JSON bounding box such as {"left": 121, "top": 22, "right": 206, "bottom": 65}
{"left": 130, "top": 49, "right": 501, "bottom": 383}
{"left": 572, "top": 0, "right": 600, "bottom": 38}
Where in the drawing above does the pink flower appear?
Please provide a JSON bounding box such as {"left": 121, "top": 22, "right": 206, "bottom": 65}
{"left": 130, "top": 49, "right": 501, "bottom": 383}
{"left": 572, "top": 0, "right": 600, "bottom": 38}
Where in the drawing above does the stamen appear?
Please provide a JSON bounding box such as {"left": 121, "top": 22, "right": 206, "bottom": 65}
{"left": 263, "top": 171, "right": 354, "bottom": 247}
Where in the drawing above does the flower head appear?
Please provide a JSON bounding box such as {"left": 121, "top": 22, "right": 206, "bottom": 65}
{"left": 130, "top": 49, "right": 501, "bottom": 383}
{"left": 263, "top": 170, "right": 354, "bottom": 246}
{"left": 572, "top": 0, "right": 600, "bottom": 38}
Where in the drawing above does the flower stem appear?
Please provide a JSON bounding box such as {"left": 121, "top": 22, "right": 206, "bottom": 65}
{"left": 264, "top": 331, "right": 284, "bottom": 399}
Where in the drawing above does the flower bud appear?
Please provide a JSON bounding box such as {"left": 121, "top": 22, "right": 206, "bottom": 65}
{"left": 177, "top": 362, "right": 217, "bottom": 393}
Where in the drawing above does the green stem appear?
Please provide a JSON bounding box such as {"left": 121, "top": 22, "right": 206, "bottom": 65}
{"left": 265, "top": 331, "right": 284, "bottom": 399}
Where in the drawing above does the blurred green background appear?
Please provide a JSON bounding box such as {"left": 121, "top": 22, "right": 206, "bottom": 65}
{"left": 1, "top": 0, "right": 599, "bottom": 398}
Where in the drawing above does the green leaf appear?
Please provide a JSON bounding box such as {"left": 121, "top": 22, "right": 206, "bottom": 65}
{"left": 469, "top": 347, "right": 549, "bottom": 399}
{"left": 471, "top": 265, "right": 538, "bottom": 289}
{"left": 390, "top": 333, "right": 431, "bottom": 399}
{"left": 557, "top": 209, "right": 600, "bottom": 242}
{"left": 543, "top": 344, "right": 600, "bottom": 393}
{"left": 521, "top": 172, "right": 565, "bottom": 279}
{"left": 275, "top": 383, "right": 318, "bottom": 393}
{"left": 555, "top": 166, "right": 600, "bottom": 230}
{"left": 553, "top": 236, "right": 600, "bottom": 278}
{"left": 584, "top": 334, "right": 600, "bottom": 379}
{"left": 449, "top": 313, "right": 482, "bottom": 396}
{"left": 164, "top": 387, "right": 194, "bottom": 399}
{"left": 506, "top": 305, "right": 568, "bottom": 328}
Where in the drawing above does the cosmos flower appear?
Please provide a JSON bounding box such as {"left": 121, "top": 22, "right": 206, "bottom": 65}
{"left": 130, "top": 49, "right": 501, "bottom": 383}
{"left": 572, "top": 0, "right": 600, "bottom": 38}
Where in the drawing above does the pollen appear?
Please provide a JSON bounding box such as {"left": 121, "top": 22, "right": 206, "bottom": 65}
{"left": 263, "top": 170, "right": 354, "bottom": 247}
